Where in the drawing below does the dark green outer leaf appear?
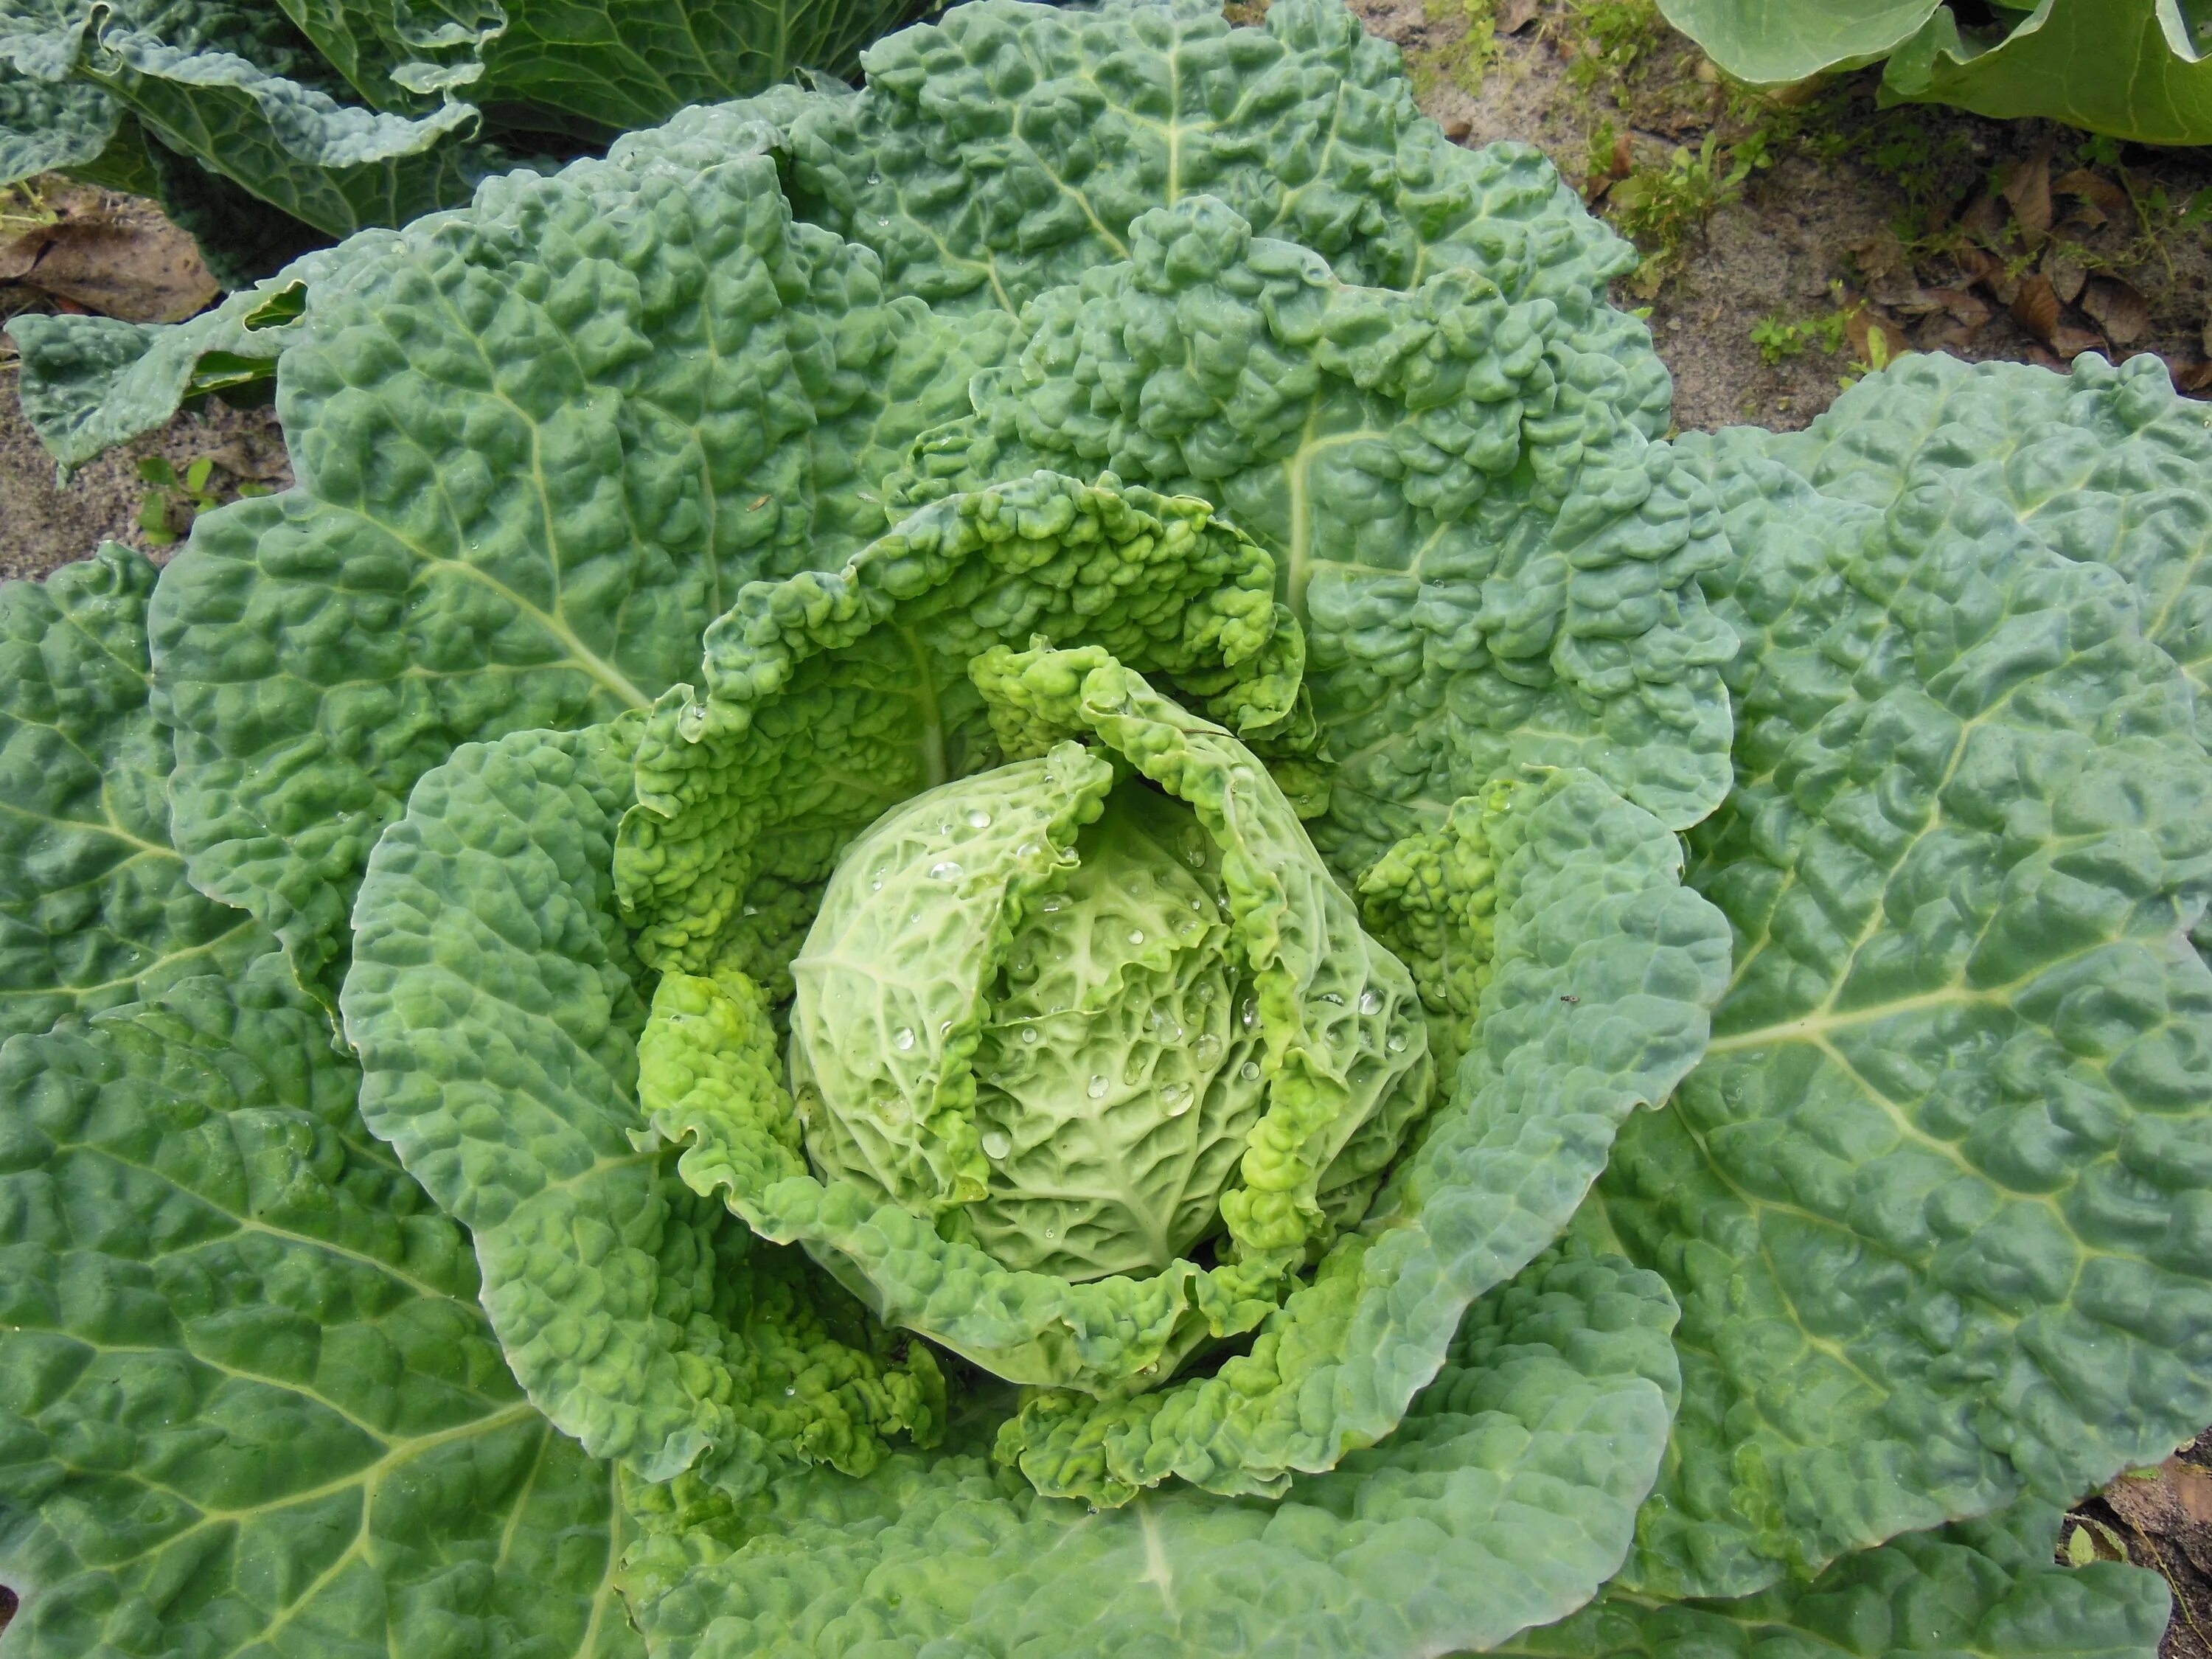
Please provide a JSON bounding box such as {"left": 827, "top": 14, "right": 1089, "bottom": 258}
{"left": 1494, "top": 1500, "right": 2170, "bottom": 1658}
{"left": 150, "top": 116, "right": 1006, "bottom": 1001}
{"left": 0, "top": 545, "right": 265, "bottom": 1042}
{"left": 0, "top": 961, "right": 638, "bottom": 1658}
{"left": 0, "top": 54, "right": 116, "bottom": 179}
{"left": 1590, "top": 381, "right": 2212, "bottom": 1601}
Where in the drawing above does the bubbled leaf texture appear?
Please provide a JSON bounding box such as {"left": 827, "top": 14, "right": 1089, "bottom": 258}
{"left": 766, "top": 0, "right": 1669, "bottom": 433}
{"left": 621, "top": 1247, "right": 1681, "bottom": 1659}
{"left": 1497, "top": 1500, "right": 2171, "bottom": 1659}
{"left": 153, "top": 115, "right": 1012, "bottom": 999}
{"left": 616, "top": 470, "right": 1293, "bottom": 984}
{"left": 0, "top": 0, "right": 924, "bottom": 243}
{"left": 0, "top": 961, "right": 636, "bottom": 1658}
{"left": 895, "top": 193, "right": 1738, "bottom": 855}
{"left": 996, "top": 762, "right": 1728, "bottom": 1505}
{"left": 0, "top": 544, "right": 267, "bottom": 1041}
{"left": 344, "top": 720, "right": 940, "bottom": 1494}
{"left": 1588, "top": 361, "right": 2212, "bottom": 1601}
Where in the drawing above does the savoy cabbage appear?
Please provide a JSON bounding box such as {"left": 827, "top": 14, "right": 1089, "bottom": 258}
{"left": 1, "top": 3, "right": 2208, "bottom": 1655}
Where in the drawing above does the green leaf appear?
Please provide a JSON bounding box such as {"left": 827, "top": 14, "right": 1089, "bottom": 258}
{"left": 893, "top": 193, "right": 1739, "bottom": 853}
{"left": 1883, "top": 0, "right": 2212, "bottom": 145}
{"left": 778, "top": 0, "right": 1652, "bottom": 411}
{"left": 1592, "top": 377, "right": 2212, "bottom": 1601}
{"left": 1652, "top": 0, "right": 1941, "bottom": 87}
{"left": 1745, "top": 352, "right": 2212, "bottom": 717}
{"left": 619, "top": 1245, "right": 1682, "bottom": 1659}
{"left": 0, "top": 960, "right": 639, "bottom": 1658}
{"left": 6, "top": 253, "right": 333, "bottom": 470}
{"left": 344, "top": 719, "right": 943, "bottom": 1492}
{"left": 0, "top": 545, "right": 267, "bottom": 1042}
{"left": 0, "top": 54, "right": 116, "bottom": 180}
{"left": 614, "top": 470, "right": 1299, "bottom": 987}
{"left": 151, "top": 116, "right": 1010, "bottom": 1001}
{"left": 1498, "top": 1501, "right": 2171, "bottom": 1658}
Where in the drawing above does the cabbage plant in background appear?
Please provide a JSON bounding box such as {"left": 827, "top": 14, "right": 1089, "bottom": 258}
{"left": 1657, "top": 0, "right": 2212, "bottom": 144}
{"left": 0, "top": 0, "right": 924, "bottom": 285}
{"left": 1, "top": 1, "right": 2209, "bottom": 1655}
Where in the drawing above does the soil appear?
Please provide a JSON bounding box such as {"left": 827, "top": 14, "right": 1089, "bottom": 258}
{"left": 1, "top": 6, "right": 2211, "bottom": 1649}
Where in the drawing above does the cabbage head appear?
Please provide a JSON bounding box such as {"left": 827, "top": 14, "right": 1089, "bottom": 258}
{"left": 1, "top": 3, "right": 2208, "bottom": 1658}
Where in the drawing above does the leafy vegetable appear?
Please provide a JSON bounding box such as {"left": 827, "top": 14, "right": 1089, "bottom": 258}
{"left": 2, "top": 4, "right": 2208, "bottom": 1656}
{"left": 0, "top": 0, "right": 925, "bottom": 275}
{"left": 1657, "top": 0, "right": 2212, "bottom": 144}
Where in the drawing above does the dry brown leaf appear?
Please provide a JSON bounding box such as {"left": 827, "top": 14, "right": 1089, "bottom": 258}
{"left": 1961, "top": 193, "right": 2009, "bottom": 246}
{"left": 1443, "top": 116, "right": 1472, "bottom": 141}
{"left": 2041, "top": 248, "right": 2087, "bottom": 305}
{"left": 2011, "top": 271, "right": 2062, "bottom": 341}
{"left": 1845, "top": 305, "right": 1909, "bottom": 365}
{"left": 1931, "top": 286, "right": 1993, "bottom": 329}
{"left": 2079, "top": 274, "right": 2150, "bottom": 345}
{"left": 2169, "top": 355, "right": 2212, "bottom": 394}
{"left": 2001, "top": 148, "right": 2053, "bottom": 244}
{"left": 2053, "top": 166, "right": 2134, "bottom": 229}
{"left": 0, "top": 212, "right": 217, "bottom": 323}
{"left": 2049, "top": 323, "right": 2108, "bottom": 359}
{"left": 2103, "top": 1458, "right": 2212, "bottom": 1580}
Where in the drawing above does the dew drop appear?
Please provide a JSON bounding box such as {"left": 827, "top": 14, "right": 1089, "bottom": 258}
{"left": 981, "top": 1128, "right": 1012, "bottom": 1159}
{"left": 893, "top": 1027, "right": 917, "bottom": 1051}
{"left": 1018, "top": 841, "right": 1041, "bottom": 859}
{"left": 742, "top": 903, "right": 759, "bottom": 917}
{"left": 1239, "top": 1059, "right": 1262, "bottom": 1082}
{"left": 930, "top": 860, "right": 963, "bottom": 881}
{"left": 1183, "top": 831, "right": 1208, "bottom": 868}
{"left": 1128, "top": 928, "right": 1145, "bottom": 945}
{"left": 866, "top": 171, "right": 881, "bottom": 185}
{"left": 1088, "top": 1074, "right": 1110, "bottom": 1099}
{"left": 1318, "top": 991, "right": 1345, "bottom": 1006}
{"left": 1020, "top": 1026, "right": 1041, "bottom": 1045}
{"left": 1387, "top": 1032, "right": 1409, "bottom": 1053}
{"left": 1195, "top": 982, "right": 1215, "bottom": 1004}
{"left": 785, "top": 1386, "right": 797, "bottom": 1397}
{"left": 1193, "top": 1032, "right": 1222, "bottom": 1066}
{"left": 877, "top": 215, "right": 891, "bottom": 226}
{"left": 1040, "top": 894, "right": 1067, "bottom": 913}
{"left": 1240, "top": 997, "right": 1259, "bottom": 1030}
{"left": 871, "top": 878, "right": 885, "bottom": 891}
{"left": 939, "top": 1020, "right": 953, "bottom": 1037}
{"left": 1359, "top": 989, "right": 1382, "bottom": 1015}
{"left": 967, "top": 809, "right": 993, "bottom": 830}
{"left": 1124, "top": 1056, "right": 1147, "bottom": 1084}
{"left": 1189, "top": 896, "right": 1205, "bottom": 911}
{"left": 1161, "top": 1080, "right": 1194, "bottom": 1116}
{"left": 1043, "top": 1227, "right": 1057, "bottom": 1240}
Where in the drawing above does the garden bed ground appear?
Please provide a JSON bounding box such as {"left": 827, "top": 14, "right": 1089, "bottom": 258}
{"left": 1, "top": 1, "right": 2210, "bottom": 1648}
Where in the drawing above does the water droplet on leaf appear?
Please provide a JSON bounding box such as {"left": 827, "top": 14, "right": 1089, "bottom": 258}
{"left": 893, "top": 1027, "right": 917, "bottom": 1051}
{"left": 967, "top": 809, "right": 992, "bottom": 829}
{"left": 1161, "top": 1081, "right": 1193, "bottom": 1115}
{"left": 981, "top": 1129, "right": 1012, "bottom": 1159}
{"left": 1128, "top": 928, "right": 1145, "bottom": 945}
{"left": 1387, "top": 1032, "right": 1409, "bottom": 1053}
{"left": 1020, "top": 1026, "right": 1040, "bottom": 1045}
{"left": 1239, "top": 1060, "right": 1262, "bottom": 1082}
{"left": 1088, "top": 1074, "right": 1110, "bottom": 1099}
{"left": 1359, "top": 989, "right": 1382, "bottom": 1015}
{"left": 930, "top": 860, "right": 962, "bottom": 881}
{"left": 1193, "top": 1032, "right": 1222, "bottom": 1065}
